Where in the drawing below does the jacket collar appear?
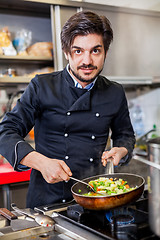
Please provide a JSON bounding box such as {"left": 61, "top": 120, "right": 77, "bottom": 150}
{"left": 63, "top": 67, "right": 91, "bottom": 111}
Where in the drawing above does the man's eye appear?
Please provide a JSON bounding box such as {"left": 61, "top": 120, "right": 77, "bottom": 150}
{"left": 75, "top": 50, "right": 81, "bottom": 54}
{"left": 93, "top": 49, "right": 100, "bottom": 54}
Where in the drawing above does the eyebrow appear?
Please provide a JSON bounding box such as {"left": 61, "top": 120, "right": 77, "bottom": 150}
{"left": 71, "top": 44, "right": 103, "bottom": 50}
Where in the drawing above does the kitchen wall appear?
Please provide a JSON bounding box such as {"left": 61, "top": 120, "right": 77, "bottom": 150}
{"left": 82, "top": 0, "right": 160, "bottom": 12}
{"left": 127, "top": 88, "right": 160, "bottom": 135}
{"left": 82, "top": 7, "right": 160, "bottom": 77}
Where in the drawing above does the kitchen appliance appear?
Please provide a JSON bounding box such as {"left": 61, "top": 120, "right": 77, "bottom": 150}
{"left": 133, "top": 137, "right": 160, "bottom": 237}
{"left": 0, "top": 188, "right": 160, "bottom": 240}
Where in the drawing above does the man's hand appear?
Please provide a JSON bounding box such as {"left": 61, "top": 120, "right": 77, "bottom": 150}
{"left": 20, "top": 151, "right": 72, "bottom": 183}
{"left": 101, "top": 147, "right": 128, "bottom": 167}
{"left": 40, "top": 158, "right": 72, "bottom": 183}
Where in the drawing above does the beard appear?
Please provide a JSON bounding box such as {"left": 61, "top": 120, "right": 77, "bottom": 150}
{"left": 69, "top": 64, "right": 103, "bottom": 83}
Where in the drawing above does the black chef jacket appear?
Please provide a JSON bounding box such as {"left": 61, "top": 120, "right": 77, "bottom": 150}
{"left": 0, "top": 67, "right": 135, "bottom": 208}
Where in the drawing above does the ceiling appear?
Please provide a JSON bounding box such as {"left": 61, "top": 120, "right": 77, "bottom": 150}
{"left": 82, "top": 0, "right": 160, "bottom": 12}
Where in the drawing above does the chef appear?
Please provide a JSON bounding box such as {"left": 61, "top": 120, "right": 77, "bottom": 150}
{"left": 0, "top": 11, "right": 135, "bottom": 209}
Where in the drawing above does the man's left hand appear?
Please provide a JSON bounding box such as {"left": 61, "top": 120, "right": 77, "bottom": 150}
{"left": 101, "top": 147, "right": 128, "bottom": 166}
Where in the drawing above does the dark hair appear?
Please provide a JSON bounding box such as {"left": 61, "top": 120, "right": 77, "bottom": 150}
{"left": 61, "top": 11, "right": 113, "bottom": 54}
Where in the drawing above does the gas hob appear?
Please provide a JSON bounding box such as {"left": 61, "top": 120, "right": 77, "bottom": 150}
{"left": 58, "top": 191, "right": 160, "bottom": 240}
{"left": 0, "top": 190, "right": 160, "bottom": 240}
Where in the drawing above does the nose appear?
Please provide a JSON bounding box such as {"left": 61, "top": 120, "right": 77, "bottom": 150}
{"left": 82, "top": 51, "right": 93, "bottom": 65}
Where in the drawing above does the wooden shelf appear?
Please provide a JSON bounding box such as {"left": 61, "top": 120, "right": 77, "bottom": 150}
{"left": 0, "top": 55, "right": 52, "bottom": 60}
{"left": 0, "top": 55, "right": 53, "bottom": 64}
{"left": 0, "top": 76, "right": 31, "bottom": 84}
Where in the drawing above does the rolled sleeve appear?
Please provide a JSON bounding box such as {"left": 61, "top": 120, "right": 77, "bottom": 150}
{"left": 14, "top": 141, "right": 35, "bottom": 171}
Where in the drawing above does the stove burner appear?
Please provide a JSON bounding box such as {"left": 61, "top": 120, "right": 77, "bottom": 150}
{"left": 106, "top": 208, "right": 136, "bottom": 235}
{"left": 109, "top": 213, "right": 136, "bottom": 236}
{"left": 105, "top": 208, "right": 134, "bottom": 224}
{"left": 110, "top": 214, "right": 134, "bottom": 225}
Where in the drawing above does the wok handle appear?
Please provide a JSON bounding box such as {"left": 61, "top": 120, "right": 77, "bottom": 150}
{"left": 106, "top": 158, "right": 114, "bottom": 174}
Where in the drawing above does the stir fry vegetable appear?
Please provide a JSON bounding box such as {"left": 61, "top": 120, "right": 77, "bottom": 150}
{"left": 82, "top": 177, "right": 137, "bottom": 196}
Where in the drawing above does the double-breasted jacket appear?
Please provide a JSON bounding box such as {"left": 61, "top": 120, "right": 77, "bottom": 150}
{"left": 0, "top": 67, "right": 135, "bottom": 208}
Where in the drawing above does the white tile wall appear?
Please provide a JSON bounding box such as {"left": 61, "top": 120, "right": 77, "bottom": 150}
{"left": 128, "top": 88, "right": 160, "bottom": 134}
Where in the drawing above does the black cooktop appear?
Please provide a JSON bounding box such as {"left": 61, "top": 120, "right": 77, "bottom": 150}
{"left": 58, "top": 191, "right": 160, "bottom": 240}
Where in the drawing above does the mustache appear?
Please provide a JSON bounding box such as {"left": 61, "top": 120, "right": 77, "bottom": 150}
{"left": 77, "top": 64, "right": 97, "bottom": 70}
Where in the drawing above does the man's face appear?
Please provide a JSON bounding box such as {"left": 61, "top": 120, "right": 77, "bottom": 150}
{"left": 64, "top": 33, "right": 107, "bottom": 88}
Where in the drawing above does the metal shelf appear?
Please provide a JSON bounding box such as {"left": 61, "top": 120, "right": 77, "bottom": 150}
{"left": 107, "top": 76, "right": 160, "bottom": 88}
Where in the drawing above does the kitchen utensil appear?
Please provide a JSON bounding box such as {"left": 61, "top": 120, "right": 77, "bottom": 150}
{"left": 0, "top": 208, "right": 39, "bottom": 231}
{"left": 70, "top": 176, "right": 105, "bottom": 195}
{"left": 11, "top": 203, "right": 55, "bottom": 227}
{"left": 70, "top": 177, "right": 96, "bottom": 192}
{"left": 71, "top": 173, "right": 144, "bottom": 210}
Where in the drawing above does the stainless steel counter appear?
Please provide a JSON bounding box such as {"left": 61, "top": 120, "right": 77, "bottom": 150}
{"left": 0, "top": 207, "right": 105, "bottom": 240}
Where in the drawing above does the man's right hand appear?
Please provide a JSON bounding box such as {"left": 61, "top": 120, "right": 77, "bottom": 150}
{"left": 20, "top": 151, "right": 72, "bottom": 183}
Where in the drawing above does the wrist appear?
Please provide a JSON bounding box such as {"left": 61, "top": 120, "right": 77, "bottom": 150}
{"left": 119, "top": 147, "right": 128, "bottom": 158}
{"left": 20, "top": 151, "right": 45, "bottom": 171}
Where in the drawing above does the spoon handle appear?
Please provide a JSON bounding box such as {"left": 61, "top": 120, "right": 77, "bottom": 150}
{"left": 11, "top": 203, "right": 35, "bottom": 219}
{"left": 70, "top": 177, "right": 95, "bottom": 192}
{"left": 70, "top": 177, "right": 106, "bottom": 196}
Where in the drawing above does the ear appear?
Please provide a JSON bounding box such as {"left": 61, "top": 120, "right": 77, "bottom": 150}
{"left": 64, "top": 52, "right": 69, "bottom": 60}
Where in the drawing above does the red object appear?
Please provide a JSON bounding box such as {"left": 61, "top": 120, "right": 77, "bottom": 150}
{"left": 0, "top": 163, "right": 31, "bottom": 185}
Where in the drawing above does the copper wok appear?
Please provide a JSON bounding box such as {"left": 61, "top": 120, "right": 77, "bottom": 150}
{"left": 71, "top": 173, "right": 145, "bottom": 210}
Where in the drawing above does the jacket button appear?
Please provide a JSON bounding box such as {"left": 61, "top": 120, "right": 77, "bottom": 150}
{"left": 64, "top": 133, "right": 68, "bottom": 137}
{"left": 96, "top": 113, "right": 100, "bottom": 117}
{"left": 62, "top": 199, "right": 66, "bottom": 203}
{"left": 91, "top": 135, "right": 95, "bottom": 140}
{"left": 67, "top": 112, "right": 71, "bottom": 116}
{"left": 65, "top": 155, "right": 69, "bottom": 160}
{"left": 89, "top": 158, "right": 93, "bottom": 162}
